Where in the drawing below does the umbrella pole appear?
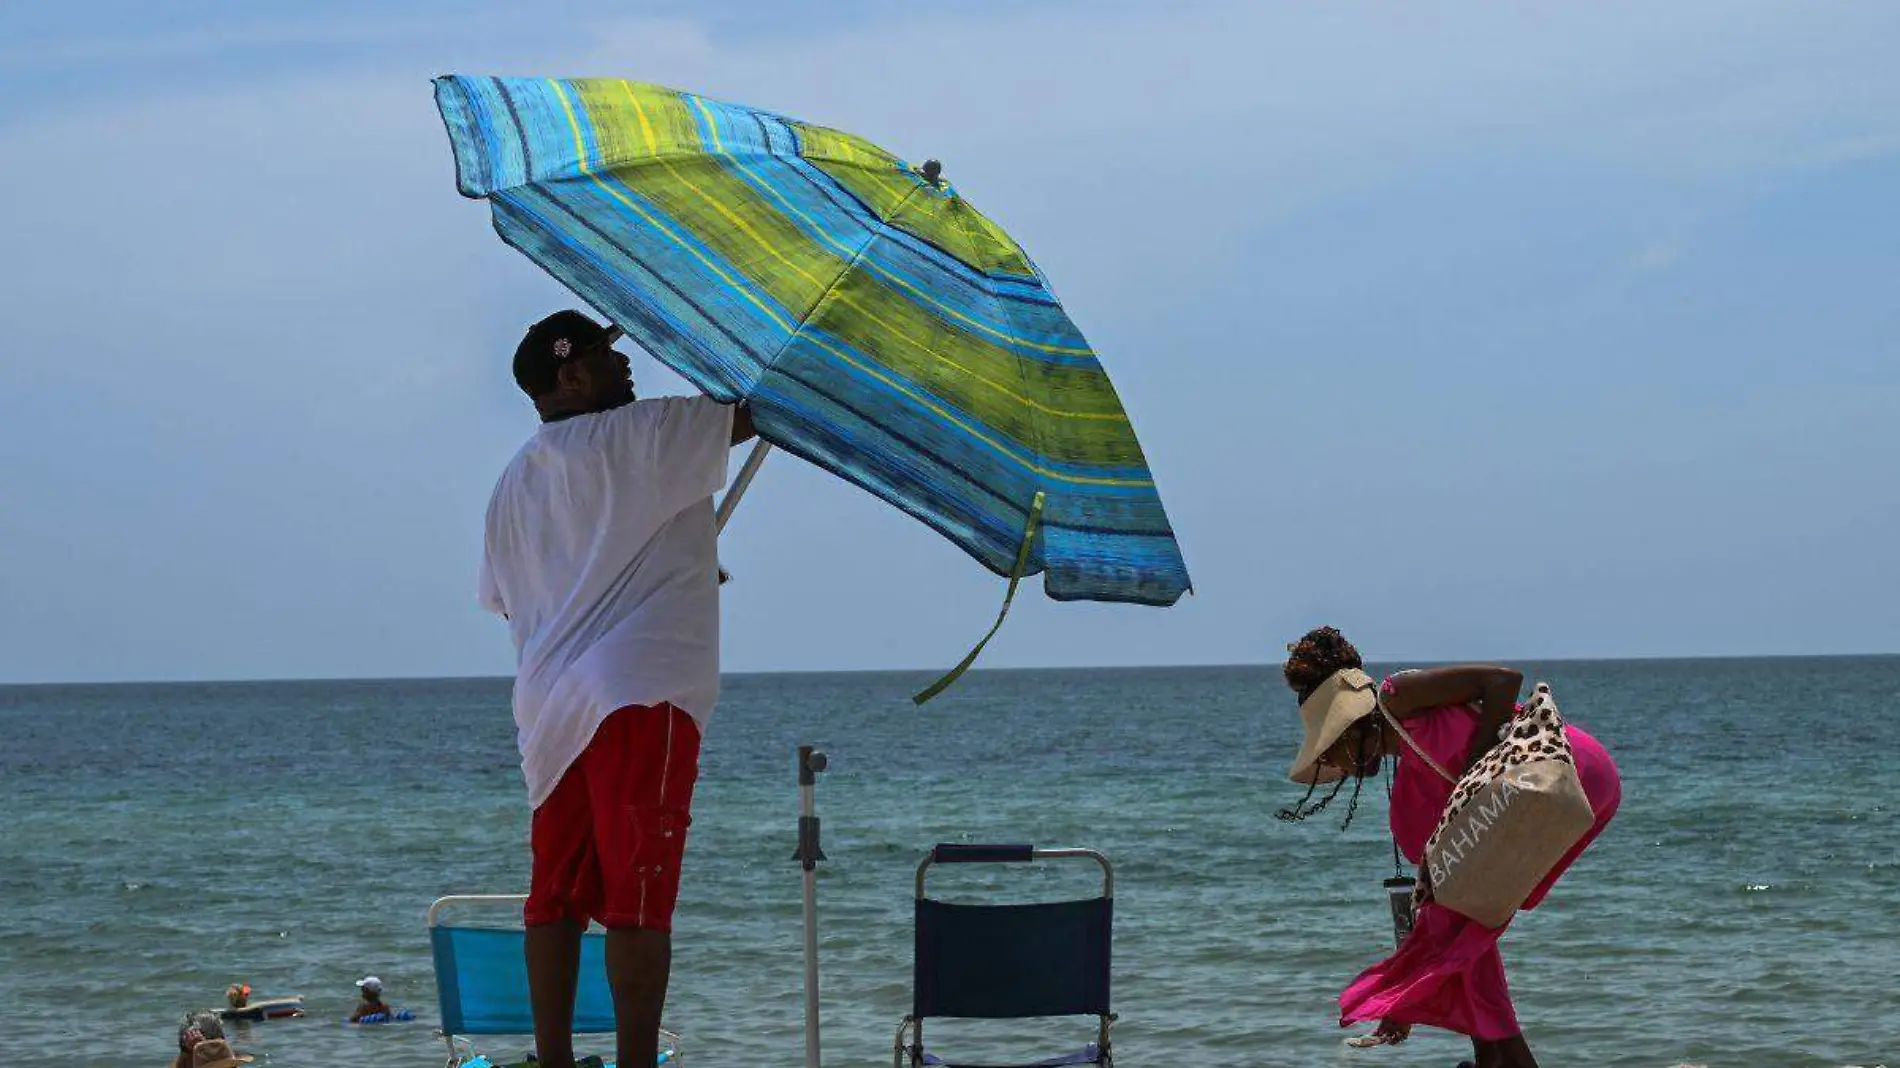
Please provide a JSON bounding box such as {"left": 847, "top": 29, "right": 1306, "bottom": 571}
{"left": 716, "top": 441, "right": 773, "bottom": 533}
{"left": 793, "top": 746, "right": 829, "bottom": 1068}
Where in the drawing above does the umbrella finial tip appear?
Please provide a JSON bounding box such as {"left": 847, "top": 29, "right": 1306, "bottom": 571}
{"left": 920, "top": 159, "right": 943, "bottom": 185}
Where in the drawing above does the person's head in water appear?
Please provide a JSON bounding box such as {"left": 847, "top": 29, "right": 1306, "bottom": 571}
{"left": 176, "top": 1011, "right": 224, "bottom": 1063}
{"left": 1278, "top": 625, "right": 1387, "bottom": 827}
{"left": 514, "top": 310, "right": 635, "bottom": 421}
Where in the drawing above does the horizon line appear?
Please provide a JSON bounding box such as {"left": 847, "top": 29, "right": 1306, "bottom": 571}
{"left": 2, "top": 649, "right": 1896, "bottom": 690}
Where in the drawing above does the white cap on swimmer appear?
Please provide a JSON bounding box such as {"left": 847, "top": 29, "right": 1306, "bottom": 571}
{"left": 355, "top": 976, "right": 383, "bottom": 993}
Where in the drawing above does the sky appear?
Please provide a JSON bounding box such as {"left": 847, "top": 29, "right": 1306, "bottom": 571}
{"left": 0, "top": 1, "right": 1896, "bottom": 684}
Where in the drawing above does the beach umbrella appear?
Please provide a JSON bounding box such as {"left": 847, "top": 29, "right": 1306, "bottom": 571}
{"left": 434, "top": 76, "right": 1190, "bottom": 697}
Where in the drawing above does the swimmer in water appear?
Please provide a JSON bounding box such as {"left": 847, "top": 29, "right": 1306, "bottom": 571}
{"left": 349, "top": 976, "right": 391, "bottom": 1022}
{"left": 172, "top": 1012, "right": 252, "bottom": 1068}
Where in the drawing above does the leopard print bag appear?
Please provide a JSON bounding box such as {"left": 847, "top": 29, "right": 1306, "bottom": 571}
{"left": 1378, "top": 682, "right": 1597, "bottom": 929}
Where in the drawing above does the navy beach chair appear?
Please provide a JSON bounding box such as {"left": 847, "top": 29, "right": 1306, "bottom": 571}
{"left": 427, "top": 894, "right": 681, "bottom": 1067}
{"left": 894, "top": 846, "right": 1116, "bottom": 1068}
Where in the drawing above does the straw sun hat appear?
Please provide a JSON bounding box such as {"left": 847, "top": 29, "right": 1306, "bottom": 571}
{"left": 191, "top": 1039, "right": 254, "bottom": 1068}
{"left": 1285, "top": 667, "right": 1380, "bottom": 785}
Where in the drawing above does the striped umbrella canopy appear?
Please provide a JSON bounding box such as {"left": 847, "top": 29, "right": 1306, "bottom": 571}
{"left": 435, "top": 77, "right": 1190, "bottom": 681}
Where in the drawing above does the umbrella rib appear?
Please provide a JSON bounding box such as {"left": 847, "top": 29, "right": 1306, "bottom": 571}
{"left": 671, "top": 102, "right": 1118, "bottom": 422}
{"left": 766, "top": 182, "right": 930, "bottom": 371}
{"left": 947, "top": 195, "right": 1050, "bottom": 528}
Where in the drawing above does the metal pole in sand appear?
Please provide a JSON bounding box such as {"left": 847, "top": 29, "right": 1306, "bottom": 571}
{"left": 794, "top": 745, "right": 829, "bottom": 1068}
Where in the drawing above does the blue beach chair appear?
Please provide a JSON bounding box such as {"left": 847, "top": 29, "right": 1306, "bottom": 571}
{"left": 427, "top": 894, "right": 682, "bottom": 1068}
{"left": 893, "top": 846, "right": 1116, "bottom": 1068}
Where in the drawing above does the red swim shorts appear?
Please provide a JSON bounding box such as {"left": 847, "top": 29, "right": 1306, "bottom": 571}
{"left": 524, "top": 703, "right": 701, "bottom": 932}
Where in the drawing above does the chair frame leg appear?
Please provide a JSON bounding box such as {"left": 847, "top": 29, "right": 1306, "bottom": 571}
{"left": 891, "top": 1014, "right": 1113, "bottom": 1067}
{"left": 893, "top": 1015, "right": 919, "bottom": 1068}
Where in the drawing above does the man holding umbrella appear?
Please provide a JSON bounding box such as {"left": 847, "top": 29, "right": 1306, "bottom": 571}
{"left": 479, "top": 309, "right": 755, "bottom": 1068}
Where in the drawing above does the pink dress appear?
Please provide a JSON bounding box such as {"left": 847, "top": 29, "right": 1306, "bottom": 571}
{"left": 1338, "top": 698, "right": 1622, "bottom": 1040}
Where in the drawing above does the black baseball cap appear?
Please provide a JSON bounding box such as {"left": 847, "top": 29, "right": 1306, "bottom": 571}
{"left": 514, "top": 310, "right": 616, "bottom": 397}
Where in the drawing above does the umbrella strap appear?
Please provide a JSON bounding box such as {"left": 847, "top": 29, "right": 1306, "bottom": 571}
{"left": 912, "top": 491, "right": 1046, "bottom": 705}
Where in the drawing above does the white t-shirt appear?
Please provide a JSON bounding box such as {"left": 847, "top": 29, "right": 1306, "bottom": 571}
{"left": 478, "top": 396, "right": 735, "bottom": 808}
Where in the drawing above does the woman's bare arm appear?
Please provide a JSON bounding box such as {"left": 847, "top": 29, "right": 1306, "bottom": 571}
{"left": 1382, "top": 665, "right": 1524, "bottom": 772}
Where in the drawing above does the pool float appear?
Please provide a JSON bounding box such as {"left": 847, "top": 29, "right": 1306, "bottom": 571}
{"left": 218, "top": 984, "right": 305, "bottom": 1020}
{"left": 348, "top": 1010, "right": 417, "bottom": 1024}
{"left": 455, "top": 1052, "right": 672, "bottom": 1067}
{"left": 217, "top": 997, "right": 304, "bottom": 1020}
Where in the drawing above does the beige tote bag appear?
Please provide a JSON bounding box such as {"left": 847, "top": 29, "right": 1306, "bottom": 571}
{"left": 1379, "top": 682, "right": 1596, "bottom": 929}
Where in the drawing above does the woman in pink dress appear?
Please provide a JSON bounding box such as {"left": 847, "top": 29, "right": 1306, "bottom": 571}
{"left": 1278, "top": 627, "right": 1621, "bottom": 1068}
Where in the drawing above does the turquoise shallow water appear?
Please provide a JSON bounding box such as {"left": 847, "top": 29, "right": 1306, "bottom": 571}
{"left": 3, "top": 658, "right": 1897, "bottom": 1067}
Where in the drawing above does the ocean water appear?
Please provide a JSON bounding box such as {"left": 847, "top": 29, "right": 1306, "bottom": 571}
{"left": 2, "top": 658, "right": 1896, "bottom": 1068}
